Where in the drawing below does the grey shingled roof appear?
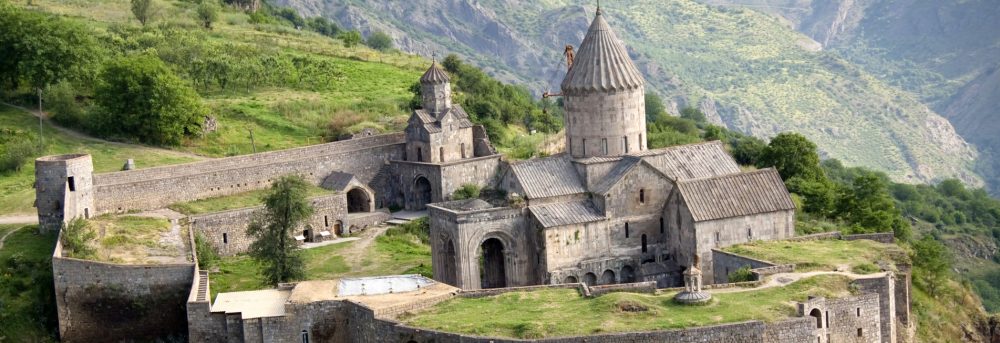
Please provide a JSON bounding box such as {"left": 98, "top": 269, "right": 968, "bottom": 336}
{"left": 677, "top": 168, "right": 795, "bottom": 222}
{"left": 411, "top": 106, "right": 474, "bottom": 134}
{"left": 321, "top": 171, "right": 356, "bottom": 192}
{"left": 637, "top": 141, "right": 741, "bottom": 181}
{"left": 420, "top": 61, "right": 450, "bottom": 84}
{"left": 591, "top": 156, "right": 643, "bottom": 195}
{"left": 561, "top": 9, "right": 644, "bottom": 93}
{"left": 529, "top": 200, "right": 605, "bottom": 228}
{"left": 510, "top": 154, "right": 587, "bottom": 199}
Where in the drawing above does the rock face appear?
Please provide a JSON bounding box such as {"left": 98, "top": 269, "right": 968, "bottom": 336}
{"left": 273, "top": 0, "right": 982, "bottom": 189}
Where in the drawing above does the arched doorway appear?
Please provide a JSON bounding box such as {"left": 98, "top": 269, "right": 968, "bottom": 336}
{"left": 809, "top": 308, "right": 823, "bottom": 328}
{"left": 582, "top": 272, "right": 597, "bottom": 286}
{"left": 620, "top": 265, "right": 636, "bottom": 283}
{"left": 347, "top": 188, "right": 371, "bottom": 213}
{"left": 563, "top": 275, "right": 578, "bottom": 284}
{"left": 479, "top": 238, "right": 507, "bottom": 288}
{"left": 413, "top": 177, "right": 432, "bottom": 210}
{"left": 600, "top": 269, "right": 616, "bottom": 285}
{"left": 441, "top": 239, "right": 457, "bottom": 286}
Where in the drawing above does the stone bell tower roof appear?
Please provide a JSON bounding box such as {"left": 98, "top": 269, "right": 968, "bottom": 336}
{"left": 420, "top": 61, "right": 450, "bottom": 84}
{"left": 560, "top": 8, "right": 644, "bottom": 93}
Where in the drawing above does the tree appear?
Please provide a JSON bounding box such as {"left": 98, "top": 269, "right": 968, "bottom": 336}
{"left": 197, "top": 2, "right": 219, "bottom": 30}
{"left": 247, "top": 176, "right": 314, "bottom": 285}
{"left": 911, "top": 235, "right": 951, "bottom": 296}
{"left": 307, "top": 16, "right": 339, "bottom": 37}
{"left": 276, "top": 7, "right": 305, "bottom": 28}
{"left": 0, "top": 4, "right": 101, "bottom": 91}
{"left": 644, "top": 92, "right": 666, "bottom": 123}
{"left": 130, "top": 0, "right": 158, "bottom": 26}
{"left": 836, "top": 172, "right": 899, "bottom": 233}
{"left": 339, "top": 30, "right": 362, "bottom": 49}
{"left": 366, "top": 31, "right": 393, "bottom": 51}
{"left": 93, "top": 54, "right": 205, "bottom": 145}
{"left": 680, "top": 107, "right": 707, "bottom": 124}
{"left": 757, "top": 132, "right": 825, "bottom": 182}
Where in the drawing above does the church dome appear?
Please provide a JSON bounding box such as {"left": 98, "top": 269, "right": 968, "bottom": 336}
{"left": 561, "top": 9, "right": 644, "bottom": 93}
{"left": 420, "top": 61, "right": 450, "bottom": 84}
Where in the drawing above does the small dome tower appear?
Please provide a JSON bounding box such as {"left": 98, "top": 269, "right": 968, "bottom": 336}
{"left": 420, "top": 60, "right": 452, "bottom": 117}
{"left": 561, "top": 7, "right": 646, "bottom": 158}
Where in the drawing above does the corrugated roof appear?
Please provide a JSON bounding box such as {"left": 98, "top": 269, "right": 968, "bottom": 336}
{"left": 637, "top": 141, "right": 741, "bottom": 181}
{"left": 529, "top": 200, "right": 605, "bottom": 228}
{"left": 420, "top": 61, "right": 450, "bottom": 84}
{"left": 510, "top": 154, "right": 587, "bottom": 199}
{"left": 677, "top": 168, "right": 795, "bottom": 222}
{"left": 561, "top": 9, "right": 644, "bottom": 93}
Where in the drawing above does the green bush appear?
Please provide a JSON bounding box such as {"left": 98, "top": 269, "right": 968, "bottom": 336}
{"left": 366, "top": 31, "right": 393, "bottom": 51}
{"left": 727, "top": 266, "right": 754, "bottom": 283}
{"left": 61, "top": 218, "right": 96, "bottom": 259}
{"left": 385, "top": 217, "right": 429, "bottom": 244}
{"left": 45, "top": 81, "right": 86, "bottom": 128}
{"left": 452, "top": 184, "right": 481, "bottom": 200}
{"left": 195, "top": 232, "right": 220, "bottom": 269}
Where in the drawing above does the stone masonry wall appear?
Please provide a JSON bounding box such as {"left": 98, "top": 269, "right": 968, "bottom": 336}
{"left": 35, "top": 154, "right": 95, "bottom": 232}
{"left": 711, "top": 249, "right": 777, "bottom": 283}
{"left": 92, "top": 133, "right": 405, "bottom": 214}
{"left": 53, "top": 239, "right": 194, "bottom": 342}
{"left": 190, "top": 194, "right": 352, "bottom": 256}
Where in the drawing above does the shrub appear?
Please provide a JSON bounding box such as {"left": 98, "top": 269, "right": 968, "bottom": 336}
{"left": 727, "top": 266, "right": 754, "bottom": 282}
{"left": 45, "top": 81, "right": 86, "bottom": 127}
{"left": 365, "top": 31, "right": 393, "bottom": 51}
{"left": 61, "top": 218, "right": 96, "bottom": 259}
{"left": 452, "top": 184, "right": 481, "bottom": 200}
{"left": 0, "top": 139, "right": 41, "bottom": 173}
{"left": 195, "top": 232, "right": 219, "bottom": 269}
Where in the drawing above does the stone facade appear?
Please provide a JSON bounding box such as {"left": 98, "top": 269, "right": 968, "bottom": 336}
{"left": 35, "top": 154, "right": 94, "bottom": 232}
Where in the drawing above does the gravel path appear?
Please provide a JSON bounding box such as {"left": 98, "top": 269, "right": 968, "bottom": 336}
{"left": 0, "top": 215, "right": 37, "bottom": 225}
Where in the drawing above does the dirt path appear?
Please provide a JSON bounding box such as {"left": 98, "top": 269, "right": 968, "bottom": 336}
{"left": 341, "top": 225, "right": 391, "bottom": 267}
{"left": 0, "top": 215, "right": 37, "bottom": 225}
{"left": 0, "top": 225, "right": 27, "bottom": 251}
{"left": 708, "top": 270, "right": 889, "bottom": 294}
{"left": 2, "top": 102, "right": 205, "bottom": 160}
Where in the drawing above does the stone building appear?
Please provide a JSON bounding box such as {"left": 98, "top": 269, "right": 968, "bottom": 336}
{"left": 427, "top": 8, "right": 796, "bottom": 290}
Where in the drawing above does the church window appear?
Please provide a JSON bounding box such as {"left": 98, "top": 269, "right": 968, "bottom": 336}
{"left": 639, "top": 134, "right": 644, "bottom": 150}
{"left": 324, "top": 216, "right": 329, "bottom": 227}
{"left": 641, "top": 234, "right": 647, "bottom": 253}
{"left": 602, "top": 138, "right": 608, "bottom": 155}
{"left": 623, "top": 136, "right": 629, "bottom": 153}
{"left": 461, "top": 143, "right": 466, "bottom": 158}
{"left": 715, "top": 232, "right": 721, "bottom": 243}
{"left": 582, "top": 139, "right": 587, "bottom": 155}
{"left": 639, "top": 189, "right": 645, "bottom": 203}
{"left": 659, "top": 217, "right": 664, "bottom": 234}
{"left": 857, "top": 307, "right": 861, "bottom": 317}
{"left": 417, "top": 147, "right": 423, "bottom": 162}
{"left": 67, "top": 177, "right": 76, "bottom": 192}
{"left": 439, "top": 147, "right": 445, "bottom": 162}
{"left": 857, "top": 328, "right": 863, "bottom": 337}
{"left": 747, "top": 228, "right": 752, "bottom": 239}
{"left": 625, "top": 222, "right": 630, "bottom": 238}
{"left": 301, "top": 330, "right": 309, "bottom": 343}
{"left": 223, "top": 233, "right": 229, "bottom": 244}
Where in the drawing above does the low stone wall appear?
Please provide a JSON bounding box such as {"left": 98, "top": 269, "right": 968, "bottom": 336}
{"left": 762, "top": 317, "right": 814, "bottom": 343}
{"left": 588, "top": 281, "right": 657, "bottom": 297}
{"left": 843, "top": 232, "right": 895, "bottom": 244}
{"left": 751, "top": 264, "right": 795, "bottom": 279}
{"left": 711, "top": 249, "right": 778, "bottom": 283}
{"left": 786, "top": 231, "right": 842, "bottom": 241}
{"left": 53, "top": 239, "right": 195, "bottom": 342}
{"left": 457, "top": 283, "right": 585, "bottom": 298}
{"left": 374, "top": 290, "right": 458, "bottom": 319}
{"left": 190, "top": 194, "right": 349, "bottom": 256}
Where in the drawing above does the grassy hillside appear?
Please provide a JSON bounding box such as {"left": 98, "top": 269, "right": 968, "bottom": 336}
{"left": 286, "top": 0, "right": 980, "bottom": 188}
{"left": 0, "top": 224, "right": 58, "bottom": 342}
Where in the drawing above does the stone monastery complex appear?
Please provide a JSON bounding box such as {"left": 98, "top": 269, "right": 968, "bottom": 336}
{"left": 34, "top": 7, "right": 914, "bottom": 343}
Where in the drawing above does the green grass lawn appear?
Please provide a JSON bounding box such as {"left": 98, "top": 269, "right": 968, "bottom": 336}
{"left": 402, "top": 275, "right": 852, "bottom": 339}
{"left": 168, "top": 184, "right": 331, "bottom": 215}
{"left": 0, "top": 224, "right": 59, "bottom": 342}
{"left": 208, "top": 227, "right": 430, "bottom": 300}
{"left": 722, "top": 238, "right": 907, "bottom": 274}
{"left": 0, "top": 105, "right": 203, "bottom": 216}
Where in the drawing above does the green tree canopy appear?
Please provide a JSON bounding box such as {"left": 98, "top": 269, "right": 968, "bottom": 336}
{"left": 197, "top": 2, "right": 219, "bottom": 29}
{"left": 93, "top": 54, "right": 205, "bottom": 145}
{"left": 339, "top": 30, "right": 362, "bottom": 48}
{"left": 247, "top": 175, "right": 314, "bottom": 285}
{"left": 307, "top": 16, "right": 339, "bottom": 37}
{"left": 644, "top": 92, "right": 667, "bottom": 123}
{"left": 130, "top": 0, "right": 158, "bottom": 26}
{"left": 0, "top": 4, "right": 101, "bottom": 90}
{"left": 911, "top": 235, "right": 951, "bottom": 295}
{"left": 757, "top": 132, "right": 825, "bottom": 182}
{"left": 366, "top": 31, "right": 394, "bottom": 51}
{"left": 835, "top": 172, "right": 899, "bottom": 233}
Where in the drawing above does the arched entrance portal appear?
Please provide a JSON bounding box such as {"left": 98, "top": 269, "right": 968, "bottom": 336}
{"left": 413, "top": 177, "right": 432, "bottom": 210}
{"left": 582, "top": 273, "right": 597, "bottom": 286}
{"left": 479, "top": 238, "right": 507, "bottom": 289}
{"left": 600, "top": 269, "right": 616, "bottom": 285}
{"left": 809, "top": 308, "right": 823, "bottom": 328}
{"left": 563, "top": 275, "right": 578, "bottom": 283}
{"left": 621, "top": 265, "right": 636, "bottom": 283}
{"left": 347, "top": 188, "right": 372, "bottom": 213}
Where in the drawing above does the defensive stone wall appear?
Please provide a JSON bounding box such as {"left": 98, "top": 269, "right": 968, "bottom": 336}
{"left": 91, "top": 133, "right": 405, "bottom": 214}
{"left": 762, "top": 317, "right": 815, "bottom": 343}
{"left": 456, "top": 283, "right": 585, "bottom": 298}
{"left": 588, "top": 281, "right": 657, "bottom": 296}
{"left": 53, "top": 238, "right": 194, "bottom": 342}
{"left": 35, "top": 154, "right": 95, "bottom": 232}
{"left": 711, "top": 249, "right": 778, "bottom": 283}
{"left": 844, "top": 232, "right": 896, "bottom": 244}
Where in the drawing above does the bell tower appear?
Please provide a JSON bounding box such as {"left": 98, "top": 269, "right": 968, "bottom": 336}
{"left": 420, "top": 60, "right": 452, "bottom": 117}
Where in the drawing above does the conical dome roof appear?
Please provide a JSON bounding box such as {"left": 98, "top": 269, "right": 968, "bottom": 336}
{"left": 561, "top": 9, "right": 644, "bottom": 93}
{"left": 420, "top": 61, "right": 450, "bottom": 84}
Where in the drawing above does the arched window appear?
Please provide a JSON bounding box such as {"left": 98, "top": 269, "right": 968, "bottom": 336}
{"left": 659, "top": 217, "right": 664, "bottom": 234}
{"left": 641, "top": 234, "right": 648, "bottom": 253}
{"left": 639, "top": 189, "right": 645, "bottom": 203}
{"left": 417, "top": 147, "right": 423, "bottom": 162}
{"left": 625, "top": 222, "right": 630, "bottom": 238}
{"left": 461, "top": 143, "right": 466, "bottom": 158}
{"left": 439, "top": 147, "right": 445, "bottom": 162}
{"left": 623, "top": 136, "right": 629, "bottom": 153}
{"left": 582, "top": 139, "right": 587, "bottom": 155}
{"left": 301, "top": 330, "right": 309, "bottom": 343}
{"left": 602, "top": 138, "right": 608, "bottom": 155}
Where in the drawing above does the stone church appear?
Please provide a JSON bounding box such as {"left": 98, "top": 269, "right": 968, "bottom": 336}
{"left": 425, "top": 8, "right": 796, "bottom": 290}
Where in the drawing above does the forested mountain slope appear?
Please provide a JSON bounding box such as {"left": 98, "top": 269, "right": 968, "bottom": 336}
{"left": 275, "top": 0, "right": 981, "bottom": 189}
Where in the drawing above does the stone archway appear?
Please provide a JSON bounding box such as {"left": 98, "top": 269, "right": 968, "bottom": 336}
{"left": 479, "top": 238, "right": 507, "bottom": 289}
{"left": 347, "top": 187, "right": 372, "bottom": 213}
{"left": 582, "top": 272, "right": 597, "bottom": 286}
{"left": 413, "top": 176, "right": 432, "bottom": 210}
{"left": 563, "top": 275, "right": 578, "bottom": 284}
{"left": 600, "top": 269, "right": 616, "bottom": 285}
{"left": 809, "top": 308, "right": 823, "bottom": 328}
{"left": 620, "top": 265, "right": 636, "bottom": 283}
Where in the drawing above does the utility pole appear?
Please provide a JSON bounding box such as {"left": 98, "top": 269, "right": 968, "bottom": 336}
{"left": 248, "top": 126, "right": 257, "bottom": 153}
{"left": 37, "top": 87, "right": 43, "bottom": 149}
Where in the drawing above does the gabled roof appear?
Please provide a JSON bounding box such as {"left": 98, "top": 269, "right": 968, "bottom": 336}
{"left": 677, "top": 168, "right": 795, "bottom": 222}
{"left": 409, "top": 106, "right": 474, "bottom": 134}
{"left": 635, "top": 141, "right": 741, "bottom": 181}
{"left": 321, "top": 171, "right": 357, "bottom": 192}
{"left": 509, "top": 154, "right": 587, "bottom": 199}
{"left": 529, "top": 200, "right": 605, "bottom": 228}
{"left": 591, "top": 156, "right": 643, "bottom": 195}
{"left": 561, "top": 9, "right": 644, "bottom": 93}
{"left": 420, "top": 61, "right": 450, "bottom": 84}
